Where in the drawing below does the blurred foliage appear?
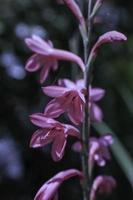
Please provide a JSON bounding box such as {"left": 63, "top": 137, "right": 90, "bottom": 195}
{"left": 0, "top": 0, "right": 133, "bottom": 199}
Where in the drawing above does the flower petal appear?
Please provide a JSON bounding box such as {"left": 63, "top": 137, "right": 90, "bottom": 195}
{"left": 25, "top": 54, "right": 41, "bottom": 72}
{"left": 25, "top": 35, "right": 53, "bottom": 55}
{"left": 44, "top": 99, "right": 64, "bottom": 118}
{"left": 42, "top": 86, "right": 68, "bottom": 97}
{"left": 90, "top": 88, "right": 105, "bottom": 101}
{"left": 58, "top": 79, "right": 76, "bottom": 89}
{"left": 65, "top": 124, "right": 80, "bottom": 138}
{"left": 90, "top": 103, "right": 103, "bottom": 122}
{"left": 51, "top": 133, "right": 66, "bottom": 161}
{"left": 30, "top": 129, "right": 53, "bottom": 148}
{"left": 51, "top": 49, "right": 85, "bottom": 72}
{"left": 30, "top": 113, "right": 61, "bottom": 128}
{"left": 39, "top": 63, "right": 51, "bottom": 84}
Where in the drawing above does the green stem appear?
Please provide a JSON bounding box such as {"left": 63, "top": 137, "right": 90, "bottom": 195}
{"left": 80, "top": 1, "right": 93, "bottom": 200}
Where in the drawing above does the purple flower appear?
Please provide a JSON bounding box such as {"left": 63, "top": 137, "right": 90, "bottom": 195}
{"left": 89, "top": 135, "right": 113, "bottom": 167}
{"left": 91, "top": 31, "right": 127, "bottom": 57}
{"left": 57, "top": 0, "right": 85, "bottom": 26}
{"left": 90, "top": 87, "right": 105, "bottom": 122}
{"left": 30, "top": 113, "right": 80, "bottom": 161}
{"left": 25, "top": 35, "right": 85, "bottom": 83}
{"left": 34, "top": 169, "right": 83, "bottom": 200}
{"left": 90, "top": 175, "right": 116, "bottom": 200}
{"left": 42, "top": 79, "right": 86, "bottom": 125}
{"left": 72, "top": 135, "right": 113, "bottom": 167}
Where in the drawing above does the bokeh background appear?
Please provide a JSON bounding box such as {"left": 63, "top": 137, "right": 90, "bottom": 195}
{"left": 0, "top": 0, "right": 133, "bottom": 199}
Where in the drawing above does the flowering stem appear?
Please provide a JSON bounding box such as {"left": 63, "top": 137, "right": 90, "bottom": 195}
{"left": 80, "top": 1, "right": 93, "bottom": 200}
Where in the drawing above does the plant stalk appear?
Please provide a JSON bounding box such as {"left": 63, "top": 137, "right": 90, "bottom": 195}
{"left": 80, "top": 1, "right": 93, "bottom": 200}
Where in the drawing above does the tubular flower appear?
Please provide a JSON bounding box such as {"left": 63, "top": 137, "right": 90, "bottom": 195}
{"left": 57, "top": 0, "right": 85, "bottom": 26}
{"left": 90, "top": 175, "right": 116, "bottom": 200}
{"left": 72, "top": 135, "right": 113, "bottom": 167}
{"left": 90, "top": 87, "right": 105, "bottom": 122}
{"left": 91, "top": 31, "right": 127, "bottom": 57}
{"left": 30, "top": 113, "right": 80, "bottom": 161}
{"left": 34, "top": 169, "right": 83, "bottom": 200}
{"left": 42, "top": 79, "right": 86, "bottom": 125}
{"left": 25, "top": 35, "right": 85, "bottom": 83}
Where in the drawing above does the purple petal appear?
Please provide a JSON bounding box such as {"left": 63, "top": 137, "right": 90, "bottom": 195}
{"left": 51, "top": 49, "right": 85, "bottom": 72}
{"left": 42, "top": 86, "right": 68, "bottom": 97}
{"left": 67, "top": 97, "right": 83, "bottom": 125}
{"left": 39, "top": 63, "right": 51, "bottom": 84}
{"left": 30, "top": 129, "right": 53, "bottom": 148}
{"left": 90, "top": 88, "right": 105, "bottom": 101}
{"left": 30, "top": 113, "right": 62, "bottom": 128}
{"left": 63, "top": 0, "right": 85, "bottom": 25}
{"left": 25, "top": 54, "right": 41, "bottom": 72}
{"left": 51, "top": 133, "right": 66, "bottom": 161}
{"left": 65, "top": 124, "right": 80, "bottom": 138}
{"left": 44, "top": 99, "right": 64, "bottom": 118}
{"left": 58, "top": 79, "right": 76, "bottom": 89}
{"left": 25, "top": 35, "right": 53, "bottom": 55}
{"left": 90, "top": 103, "right": 103, "bottom": 122}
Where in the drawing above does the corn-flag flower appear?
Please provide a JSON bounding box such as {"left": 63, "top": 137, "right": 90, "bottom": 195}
{"left": 30, "top": 113, "right": 80, "bottom": 161}
{"left": 34, "top": 169, "right": 83, "bottom": 200}
{"left": 90, "top": 175, "right": 116, "bottom": 200}
{"left": 25, "top": 35, "right": 85, "bottom": 83}
{"left": 72, "top": 135, "right": 113, "bottom": 167}
{"left": 43, "top": 79, "right": 105, "bottom": 124}
{"left": 42, "top": 79, "right": 86, "bottom": 125}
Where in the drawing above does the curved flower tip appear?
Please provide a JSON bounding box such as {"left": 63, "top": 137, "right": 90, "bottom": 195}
{"left": 29, "top": 113, "right": 80, "bottom": 161}
{"left": 57, "top": 0, "right": 85, "bottom": 26}
{"left": 34, "top": 169, "right": 83, "bottom": 200}
{"left": 90, "top": 175, "right": 116, "bottom": 200}
{"left": 92, "top": 31, "right": 127, "bottom": 54}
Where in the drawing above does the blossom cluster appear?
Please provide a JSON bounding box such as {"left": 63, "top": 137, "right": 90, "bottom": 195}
{"left": 25, "top": 0, "right": 127, "bottom": 200}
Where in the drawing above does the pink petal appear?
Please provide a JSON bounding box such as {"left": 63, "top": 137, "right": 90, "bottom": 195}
{"left": 30, "top": 129, "right": 53, "bottom": 148}
{"left": 40, "top": 63, "right": 51, "bottom": 84}
{"left": 67, "top": 97, "right": 83, "bottom": 125}
{"left": 51, "top": 49, "right": 85, "bottom": 72}
{"left": 51, "top": 133, "right": 66, "bottom": 161}
{"left": 30, "top": 113, "right": 61, "bottom": 128}
{"left": 90, "top": 88, "right": 105, "bottom": 101}
{"left": 34, "top": 181, "right": 59, "bottom": 200}
{"left": 65, "top": 124, "right": 80, "bottom": 138}
{"left": 90, "top": 103, "right": 103, "bottom": 122}
{"left": 25, "top": 54, "right": 41, "bottom": 72}
{"left": 58, "top": 79, "right": 76, "bottom": 89}
{"left": 34, "top": 169, "right": 83, "bottom": 200}
{"left": 42, "top": 86, "right": 68, "bottom": 97}
{"left": 44, "top": 99, "right": 64, "bottom": 118}
{"left": 25, "top": 35, "right": 53, "bottom": 55}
